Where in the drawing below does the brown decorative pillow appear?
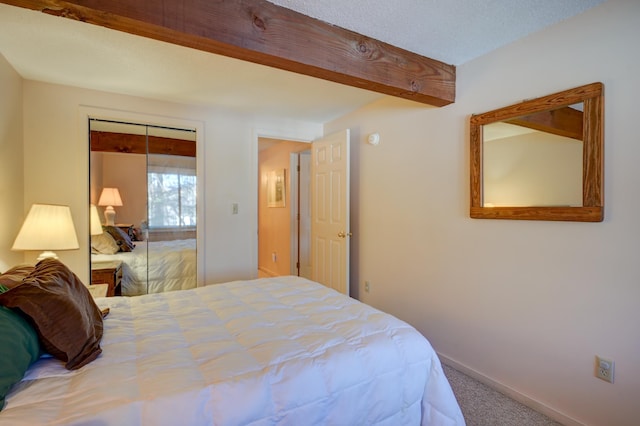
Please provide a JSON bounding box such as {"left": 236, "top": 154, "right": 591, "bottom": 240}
{"left": 103, "top": 226, "right": 135, "bottom": 252}
{"left": 0, "top": 265, "right": 34, "bottom": 290}
{"left": 0, "top": 259, "right": 103, "bottom": 370}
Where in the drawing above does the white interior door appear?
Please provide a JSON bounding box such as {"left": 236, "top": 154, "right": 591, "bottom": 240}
{"left": 310, "top": 129, "right": 350, "bottom": 295}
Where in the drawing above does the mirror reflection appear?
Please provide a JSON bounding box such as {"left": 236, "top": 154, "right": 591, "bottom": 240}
{"left": 482, "top": 103, "right": 584, "bottom": 207}
{"left": 470, "top": 82, "right": 604, "bottom": 222}
{"left": 89, "top": 119, "right": 197, "bottom": 295}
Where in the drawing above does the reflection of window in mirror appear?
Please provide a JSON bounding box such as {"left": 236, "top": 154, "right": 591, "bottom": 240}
{"left": 147, "top": 154, "right": 197, "bottom": 237}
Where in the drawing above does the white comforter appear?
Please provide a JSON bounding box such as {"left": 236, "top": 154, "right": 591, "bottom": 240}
{"left": 92, "top": 238, "right": 196, "bottom": 296}
{"left": 0, "top": 276, "right": 464, "bottom": 425}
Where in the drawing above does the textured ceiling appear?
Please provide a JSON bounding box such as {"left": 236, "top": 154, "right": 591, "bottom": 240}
{"left": 268, "top": 0, "right": 606, "bottom": 66}
{"left": 0, "top": 1, "right": 606, "bottom": 124}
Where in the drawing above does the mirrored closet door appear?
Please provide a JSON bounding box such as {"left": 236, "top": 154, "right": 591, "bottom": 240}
{"left": 89, "top": 119, "right": 197, "bottom": 296}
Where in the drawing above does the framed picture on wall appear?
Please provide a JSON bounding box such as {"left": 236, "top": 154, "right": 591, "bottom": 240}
{"left": 267, "top": 169, "right": 286, "bottom": 208}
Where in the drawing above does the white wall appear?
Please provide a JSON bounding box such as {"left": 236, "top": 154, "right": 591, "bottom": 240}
{"left": 325, "top": 1, "right": 639, "bottom": 424}
{"left": 21, "top": 80, "right": 322, "bottom": 284}
{"left": 0, "top": 54, "right": 25, "bottom": 272}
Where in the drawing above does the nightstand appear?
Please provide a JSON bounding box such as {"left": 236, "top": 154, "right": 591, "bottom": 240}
{"left": 91, "top": 260, "right": 123, "bottom": 297}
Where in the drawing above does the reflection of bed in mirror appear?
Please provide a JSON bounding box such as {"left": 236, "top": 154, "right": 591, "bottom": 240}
{"left": 92, "top": 239, "right": 196, "bottom": 296}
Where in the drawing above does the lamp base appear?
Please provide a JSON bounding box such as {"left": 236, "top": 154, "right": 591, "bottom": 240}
{"left": 103, "top": 206, "right": 116, "bottom": 226}
{"left": 37, "top": 251, "right": 59, "bottom": 261}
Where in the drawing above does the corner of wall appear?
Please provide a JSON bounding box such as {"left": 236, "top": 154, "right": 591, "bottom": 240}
{"left": 0, "top": 53, "right": 25, "bottom": 271}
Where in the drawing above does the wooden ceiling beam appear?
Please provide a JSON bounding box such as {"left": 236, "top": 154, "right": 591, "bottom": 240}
{"left": 90, "top": 131, "right": 196, "bottom": 157}
{"left": 3, "top": 0, "right": 455, "bottom": 106}
{"left": 505, "top": 106, "right": 583, "bottom": 140}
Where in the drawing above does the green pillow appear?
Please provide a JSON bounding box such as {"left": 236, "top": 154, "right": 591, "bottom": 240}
{"left": 0, "top": 286, "right": 41, "bottom": 411}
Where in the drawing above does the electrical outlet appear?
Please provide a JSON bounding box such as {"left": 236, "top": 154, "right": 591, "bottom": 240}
{"left": 364, "top": 281, "right": 370, "bottom": 293}
{"left": 595, "top": 356, "right": 614, "bottom": 383}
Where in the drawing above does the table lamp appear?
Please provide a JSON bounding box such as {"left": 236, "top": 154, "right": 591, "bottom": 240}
{"left": 98, "top": 187, "right": 123, "bottom": 226}
{"left": 12, "top": 204, "right": 80, "bottom": 261}
{"left": 90, "top": 204, "right": 103, "bottom": 235}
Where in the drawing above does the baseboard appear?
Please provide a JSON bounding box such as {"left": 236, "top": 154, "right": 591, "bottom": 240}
{"left": 438, "top": 353, "right": 584, "bottom": 426}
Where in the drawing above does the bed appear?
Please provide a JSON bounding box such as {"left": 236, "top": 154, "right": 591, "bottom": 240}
{"left": 92, "top": 238, "right": 197, "bottom": 296}
{"left": 0, "top": 266, "right": 464, "bottom": 425}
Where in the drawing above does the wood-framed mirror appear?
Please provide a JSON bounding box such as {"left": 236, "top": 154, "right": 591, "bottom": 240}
{"left": 470, "top": 82, "right": 604, "bottom": 222}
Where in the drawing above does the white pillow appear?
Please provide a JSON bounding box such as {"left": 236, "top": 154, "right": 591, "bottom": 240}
{"left": 91, "top": 232, "right": 119, "bottom": 255}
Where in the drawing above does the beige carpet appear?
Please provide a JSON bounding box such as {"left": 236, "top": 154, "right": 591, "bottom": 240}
{"left": 442, "top": 364, "right": 562, "bottom": 426}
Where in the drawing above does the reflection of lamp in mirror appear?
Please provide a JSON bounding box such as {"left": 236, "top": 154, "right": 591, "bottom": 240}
{"left": 90, "top": 204, "right": 103, "bottom": 235}
{"left": 98, "top": 188, "right": 123, "bottom": 226}
{"left": 12, "top": 204, "right": 80, "bottom": 261}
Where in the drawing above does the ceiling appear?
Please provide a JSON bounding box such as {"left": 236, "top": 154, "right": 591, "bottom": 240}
{"left": 268, "top": 0, "right": 605, "bottom": 66}
{"left": 0, "top": 1, "right": 605, "bottom": 124}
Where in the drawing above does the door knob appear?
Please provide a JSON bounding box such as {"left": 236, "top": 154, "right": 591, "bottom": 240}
{"left": 337, "top": 231, "right": 353, "bottom": 238}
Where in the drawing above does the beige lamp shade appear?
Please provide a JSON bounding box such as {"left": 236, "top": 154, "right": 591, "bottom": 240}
{"left": 90, "top": 204, "right": 103, "bottom": 235}
{"left": 97, "top": 188, "right": 123, "bottom": 207}
{"left": 98, "top": 188, "right": 123, "bottom": 226}
{"left": 12, "top": 204, "right": 79, "bottom": 260}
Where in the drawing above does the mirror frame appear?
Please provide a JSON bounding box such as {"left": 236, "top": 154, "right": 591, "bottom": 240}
{"left": 470, "top": 82, "right": 604, "bottom": 222}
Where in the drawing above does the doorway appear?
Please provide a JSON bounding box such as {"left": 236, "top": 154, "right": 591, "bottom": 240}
{"left": 257, "top": 138, "right": 310, "bottom": 278}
